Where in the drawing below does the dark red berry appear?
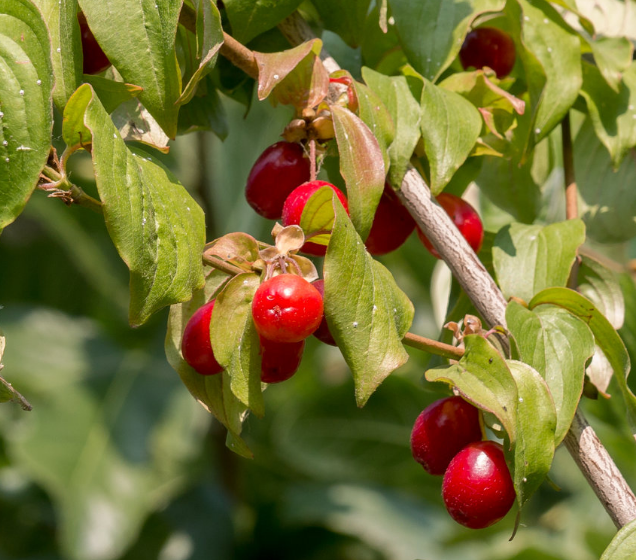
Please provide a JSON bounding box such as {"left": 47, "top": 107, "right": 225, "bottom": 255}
{"left": 282, "top": 180, "right": 349, "bottom": 256}
{"left": 442, "top": 441, "right": 516, "bottom": 529}
{"left": 365, "top": 183, "right": 416, "bottom": 256}
{"left": 78, "top": 12, "right": 111, "bottom": 75}
{"left": 311, "top": 279, "right": 337, "bottom": 346}
{"left": 417, "top": 193, "right": 484, "bottom": 259}
{"left": 410, "top": 396, "right": 482, "bottom": 475}
{"left": 181, "top": 300, "right": 223, "bottom": 376}
{"left": 459, "top": 27, "right": 516, "bottom": 79}
{"left": 246, "top": 142, "right": 311, "bottom": 220}
{"left": 260, "top": 336, "right": 305, "bottom": 383}
{"left": 252, "top": 274, "right": 324, "bottom": 343}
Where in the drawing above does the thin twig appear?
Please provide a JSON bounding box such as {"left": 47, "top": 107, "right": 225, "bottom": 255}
{"left": 402, "top": 332, "right": 464, "bottom": 360}
{"left": 202, "top": 254, "right": 246, "bottom": 276}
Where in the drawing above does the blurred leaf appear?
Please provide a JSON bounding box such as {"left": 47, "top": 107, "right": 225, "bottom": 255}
{"left": 210, "top": 273, "right": 264, "bottom": 417}
{"left": 577, "top": 255, "right": 624, "bottom": 330}
{"left": 589, "top": 36, "right": 633, "bottom": 93}
{"left": 82, "top": 75, "right": 143, "bottom": 114}
{"left": 419, "top": 78, "right": 482, "bottom": 194}
{"left": 388, "top": 0, "right": 505, "bottom": 81}
{"left": 529, "top": 288, "right": 636, "bottom": 441}
{"left": 360, "top": 4, "right": 400, "bottom": 70}
{"left": 177, "top": 0, "right": 224, "bottom": 105}
{"left": 576, "top": 118, "right": 636, "bottom": 244}
{"left": 77, "top": 0, "right": 182, "bottom": 137}
{"left": 506, "top": 360, "right": 556, "bottom": 508}
{"left": 580, "top": 61, "right": 636, "bottom": 169}
{"left": 176, "top": 81, "right": 228, "bottom": 139}
{"left": 492, "top": 220, "right": 585, "bottom": 302}
{"left": 0, "top": 326, "right": 31, "bottom": 410}
{"left": 313, "top": 0, "right": 371, "bottom": 48}
{"left": 62, "top": 85, "right": 206, "bottom": 325}
{"left": 324, "top": 196, "right": 413, "bottom": 406}
{"left": 600, "top": 518, "right": 636, "bottom": 559}
{"left": 425, "top": 335, "right": 518, "bottom": 445}
{"left": 165, "top": 270, "right": 252, "bottom": 458}
{"left": 506, "top": 301, "right": 594, "bottom": 444}
{"left": 361, "top": 67, "right": 421, "bottom": 188}
{"left": 331, "top": 105, "right": 385, "bottom": 240}
{"left": 32, "top": 0, "right": 82, "bottom": 110}
{"left": 224, "top": 0, "right": 304, "bottom": 44}
{"left": 0, "top": 306, "right": 209, "bottom": 560}
{"left": 0, "top": 0, "right": 53, "bottom": 233}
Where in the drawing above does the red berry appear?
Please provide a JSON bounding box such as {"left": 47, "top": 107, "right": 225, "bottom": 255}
{"left": 78, "top": 12, "right": 111, "bottom": 75}
{"left": 410, "top": 396, "right": 482, "bottom": 475}
{"left": 365, "top": 183, "right": 416, "bottom": 255}
{"left": 246, "top": 142, "right": 311, "bottom": 220}
{"left": 282, "top": 180, "right": 349, "bottom": 256}
{"left": 442, "top": 441, "right": 516, "bottom": 529}
{"left": 416, "top": 193, "right": 484, "bottom": 259}
{"left": 459, "top": 27, "right": 516, "bottom": 79}
{"left": 181, "top": 300, "right": 223, "bottom": 376}
{"left": 311, "top": 279, "right": 337, "bottom": 346}
{"left": 260, "top": 336, "right": 305, "bottom": 383}
{"left": 252, "top": 274, "right": 324, "bottom": 343}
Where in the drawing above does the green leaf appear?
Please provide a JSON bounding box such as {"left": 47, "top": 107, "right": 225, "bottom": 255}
{"left": 225, "top": 0, "right": 304, "bottom": 44}
{"left": 580, "top": 61, "right": 636, "bottom": 169}
{"left": 506, "top": 360, "right": 556, "bottom": 508}
{"left": 506, "top": 301, "right": 595, "bottom": 444}
{"left": 77, "top": 0, "right": 182, "bottom": 137}
{"left": 331, "top": 104, "right": 385, "bottom": 240}
{"left": 601, "top": 518, "right": 636, "bottom": 560}
{"left": 361, "top": 67, "right": 421, "bottom": 188}
{"left": 589, "top": 36, "right": 633, "bottom": 93}
{"left": 210, "top": 273, "right": 264, "bottom": 417}
{"left": 0, "top": 0, "right": 53, "bottom": 233}
{"left": 324, "top": 196, "right": 413, "bottom": 406}
{"left": 165, "top": 270, "right": 253, "bottom": 458}
{"left": 419, "top": 78, "right": 482, "bottom": 194}
{"left": 299, "top": 185, "right": 338, "bottom": 248}
{"left": 576, "top": 117, "right": 636, "bottom": 244}
{"left": 204, "top": 231, "right": 261, "bottom": 270}
{"left": 492, "top": 220, "right": 585, "bottom": 302}
{"left": 62, "top": 85, "right": 206, "bottom": 325}
{"left": 577, "top": 255, "right": 624, "bottom": 330}
{"left": 351, "top": 79, "right": 395, "bottom": 174}
{"left": 31, "top": 0, "right": 82, "bottom": 110}
{"left": 388, "top": 0, "right": 505, "bottom": 81}
{"left": 177, "top": 0, "right": 224, "bottom": 106}
{"left": 529, "top": 287, "right": 636, "bottom": 440}
{"left": 509, "top": 0, "right": 582, "bottom": 149}
{"left": 425, "top": 335, "right": 518, "bottom": 445}
{"left": 313, "top": 0, "right": 371, "bottom": 48}
{"left": 475, "top": 155, "right": 541, "bottom": 224}
{"left": 176, "top": 78, "right": 228, "bottom": 139}
{"left": 82, "top": 75, "right": 143, "bottom": 113}
{"left": 111, "top": 98, "right": 170, "bottom": 153}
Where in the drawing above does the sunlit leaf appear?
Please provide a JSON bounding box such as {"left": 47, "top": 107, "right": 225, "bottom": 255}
{"left": 601, "top": 518, "right": 636, "bottom": 560}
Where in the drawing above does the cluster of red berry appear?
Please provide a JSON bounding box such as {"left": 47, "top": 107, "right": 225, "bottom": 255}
{"left": 410, "top": 396, "right": 516, "bottom": 529}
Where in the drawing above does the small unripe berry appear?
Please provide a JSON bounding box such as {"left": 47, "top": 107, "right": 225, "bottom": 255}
{"left": 459, "top": 27, "right": 516, "bottom": 79}
{"left": 365, "top": 183, "right": 416, "bottom": 256}
{"left": 246, "top": 142, "right": 311, "bottom": 220}
{"left": 181, "top": 300, "right": 223, "bottom": 376}
{"left": 252, "top": 274, "right": 324, "bottom": 343}
{"left": 442, "top": 441, "right": 516, "bottom": 529}
{"left": 410, "top": 396, "right": 482, "bottom": 475}
{"left": 282, "top": 180, "right": 349, "bottom": 256}
{"left": 260, "top": 336, "right": 305, "bottom": 383}
{"left": 311, "top": 279, "right": 337, "bottom": 346}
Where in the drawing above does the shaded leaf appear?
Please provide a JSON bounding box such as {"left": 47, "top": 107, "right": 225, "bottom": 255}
{"left": 204, "top": 232, "right": 260, "bottom": 270}
{"left": 177, "top": 80, "right": 228, "bottom": 139}
{"left": 224, "top": 0, "right": 304, "bottom": 44}
{"left": 506, "top": 301, "right": 594, "bottom": 444}
{"left": 0, "top": 0, "right": 53, "bottom": 233}
{"left": 589, "top": 36, "right": 633, "bottom": 93}
{"left": 111, "top": 98, "right": 170, "bottom": 153}
{"left": 601, "top": 518, "right": 636, "bottom": 560}
{"left": 331, "top": 104, "right": 385, "bottom": 240}
{"left": 492, "top": 220, "right": 585, "bottom": 302}
{"left": 529, "top": 287, "right": 636, "bottom": 440}
{"left": 313, "top": 0, "right": 371, "bottom": 48}
{"left": 324, "top": 196, "right": 413, "bottom": 406}
{"left": 577, "top": 255, "right": 624, "bottom": 330}
{"left": 83, "top": 75, "right": 143, "bottom": 113}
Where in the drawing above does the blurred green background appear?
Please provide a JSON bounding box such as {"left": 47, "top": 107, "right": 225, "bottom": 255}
{"left": 1, "top": 91, "right": 635, "bottom": 560}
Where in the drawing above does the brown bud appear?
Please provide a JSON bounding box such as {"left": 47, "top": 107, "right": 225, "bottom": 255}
{"left": 282, "top": 119, "right": 307, "bottom": 143}
{"left": 310, "top": 116, "right": 335, "bottom": 141}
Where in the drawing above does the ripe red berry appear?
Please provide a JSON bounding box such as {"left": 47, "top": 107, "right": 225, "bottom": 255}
{"left": 252, "top": 274, "right": 324, "bottom": 343}
{"left": 260, "top": 336, "right": 305, "bottom": 383}
{"left": 246, "top": 142, "right": 311, "bottom": 220}
{"left": 181, "top": 300, "right": 223, "bottom": 376}
{"left": 365, "top": 183, "right": 416, "bottom": 255}
{"left": 410, "top": 396, "right": 482, "bottom": 475}
{"left": 311, "top": 279, "right": 337, "bottom": 346}
{"left": 417, "top": 193, "right": 484, "bottom": 259}
{"left": 459, "top": 27, "right": 516, "bottom": 79}
{"left": 282, "top": 180, "right": 349, "bottom": 256}
{"left": 442, "top": 441, "right": 515, "bottom": 529}
{"left": 78, "top": 12, "right": 111, "bottom": 75}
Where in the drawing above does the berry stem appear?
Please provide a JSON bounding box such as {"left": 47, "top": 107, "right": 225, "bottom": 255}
{"left": 202, "top": 254, "right": 246, "bottom": 276}
{"left": 402, "top": 332, "right": 464, "bottom": 361}
{"left": 309, "top": 138, "right": 317, "bottom": 182}
{"left": 39, "top": 161, "right": 103, "bottom": 214}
